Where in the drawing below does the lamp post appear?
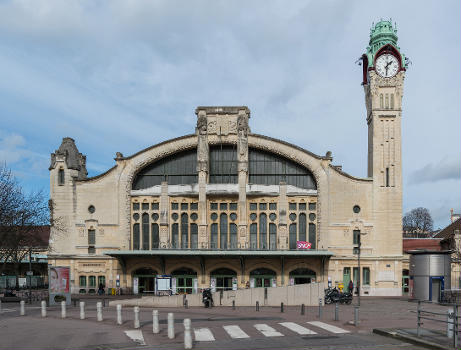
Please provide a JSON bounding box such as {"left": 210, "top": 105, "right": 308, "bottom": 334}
{"left": 28, "top": 249, "right": 32, "bottom": 305}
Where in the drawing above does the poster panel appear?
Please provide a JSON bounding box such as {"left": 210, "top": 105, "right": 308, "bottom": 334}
{"left": 49, "top": 266, "right": 71, "bottom": 305}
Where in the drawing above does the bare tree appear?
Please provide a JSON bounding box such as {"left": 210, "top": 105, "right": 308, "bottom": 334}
{"left": 403, "top": 207, "right": 434, "bottom": 237}
{"left": 0, "top": 164, "right": 51, "bottom": 289}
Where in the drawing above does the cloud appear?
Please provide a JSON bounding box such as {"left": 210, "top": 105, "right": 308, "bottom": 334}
{"left": 410, "top": 159, "right": 461, "bottom": 184}
{"left": 0, "top": 133, "right": 27, "bottom": 163}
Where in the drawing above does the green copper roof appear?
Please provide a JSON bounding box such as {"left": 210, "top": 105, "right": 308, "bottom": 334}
{"left": 365, "top": 20, "right": 406, "bottom": 68}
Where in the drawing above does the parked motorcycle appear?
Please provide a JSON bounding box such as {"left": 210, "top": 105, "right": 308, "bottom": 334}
{"left": 202, "top": 288, "right": 214, "bottom": 308}
{"left": 324, "top": 287, "right": 352, "bottom": 305}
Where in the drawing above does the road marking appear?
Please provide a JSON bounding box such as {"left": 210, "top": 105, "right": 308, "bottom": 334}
{"left": 279, "top": 322, "right": 317, "bottom": 335}
{"left": 223, "top": 325, "right": 250, "bottom": 339}
{"left": 0, "top": 309, "right": 16, "bottom": 313}
{"left": 254, "top": 324, "right": 284, "bottom": 337}
{"left": 307, "top": 321, "right": 350, "bottom": 334}
{"left": 124, "top": 330, "right": 146, "bottom": 345}
{"left": 194, "top": 328, "right": 215, "bottom": 341}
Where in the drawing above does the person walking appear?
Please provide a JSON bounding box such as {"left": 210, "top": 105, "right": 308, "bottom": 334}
{"left": 348, "top": 280, "right": 354, "bottom": 294}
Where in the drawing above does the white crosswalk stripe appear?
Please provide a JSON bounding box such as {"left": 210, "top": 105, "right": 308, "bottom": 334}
{"left": 223, "top": 325, "right": 250, "bottom": 339}
{"left": 279, "top": 322, "right": 317, "bottom": 335}
{"left": 194, "top": 328, "right": 215, "bottom": 341}
{"left": 307, "top": 321, "right": 350, "bottom": 334}
{"left": 254, "top": 324, "right": 284, "bottom": 337}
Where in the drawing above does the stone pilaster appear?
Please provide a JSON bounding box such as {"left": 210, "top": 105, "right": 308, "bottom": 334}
{"left": 237, "top": 109, "right": 249, "bottom": 248}
{"left": 159, "top": 181, "right": 169, "bottom": 248}
{"left": 196, "top": 110, "right": 209, "bottom": 249}
{"left": 278, "top": 182, "right": 288, "bottom": 250}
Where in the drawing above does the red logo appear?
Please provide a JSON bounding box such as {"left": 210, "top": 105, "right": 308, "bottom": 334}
{"left": 297, "top": 241, "right": 312, "bottom": 249}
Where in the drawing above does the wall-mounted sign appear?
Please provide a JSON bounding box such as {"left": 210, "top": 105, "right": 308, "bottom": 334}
{"left": 297, "top": 241, "right": 312, "bottom": 249}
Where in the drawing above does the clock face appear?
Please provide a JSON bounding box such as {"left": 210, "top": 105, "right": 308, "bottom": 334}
{"left": 375, "top": 54, "right": 399, "bottom": 78}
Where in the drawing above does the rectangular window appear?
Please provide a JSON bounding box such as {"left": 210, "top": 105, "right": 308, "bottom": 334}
{"left": 190, "top": 224, "right": 198, "bottom": 249}
{"left": 250, "top": 223, "right": 257, "bottom": 249}
{"left": 171, "top": 202, "right": 179, "bottom": 210}
{"left": 353, "top": 230, "right": 360, "bottom": 245}
{"left": 58, "top": 169, "right": 65, "bottom": 185}
{"left": 211, "top": 223, "right": 218, "bottom": 249}
{"left": 142, "top": 203, "right": 149, "bottom": 210}
{"left": 88, "top": 229, "right": 96, "bottom": 245}
{"left": 98, "top": 276, "right": 105, "bottom": 287}
{"left": 151, "top": 223, "right": 159, "bottom": 249}
{"left": 363, "top": 267, "right": 370, "bottom": 286}
{"left": 308, "top": 223, "right": 316, "bottom": 249}
{"left": 269, "top": 203, "right": 277, "bottom": 210}
{"left": 133, "top": 224, "right": 140, "bottom": 250}
{"left": 289, "top": 223, "right": 297, "bottom": 250}
{"left": 250, "top": 203, "right": 257, "bottom": 211}
{"left": 385, "top": 167, "right": 390, "bottom": 187}
{"left": 308, "top": 203, "right": 316, "bottom": 211}
{"left": 299, "top": 203, "right": 306, "bottom": 210}
{"left": 133, "top": 202, "right": 140, "bottom": 211}
{"left": 89, "top": 276, "right": 96, "bottom": 287}
{"left": 230, "top": 203, "right": 238, "bottom": 210}
{"left": 181, "top": 203, "right": 188, "bottom": 211}
{"left": 151, "top": 202, "right": 159, "bottom": 210}
{"left": 172, "top": 223, "right": 179, "bottom": 248}
{"left": 210, "top": 203, "right": 218, "bottom": 210}
{"left": 88, "top": 246, "right": 95, "bottom": 254}
{"left": 353, "top": 267, "right": 359, "bottom": 285}
{"left": 259, "top": 203, "right": 267, "bottom": 210}
{"left": 190, "top": 202, "right": 198, "bottom": 210}
{"left": 289, "top": 203, "right": 297, "bottom": 211}
{"left": 79, "top": 276, "right": 87, "bottom": 287}
{"left": 220, "top": 203, "right": 228, "bottom": 210}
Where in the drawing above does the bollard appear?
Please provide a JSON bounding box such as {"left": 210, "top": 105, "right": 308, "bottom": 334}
{"left": 354, "top": 306, "right": 359, "bottom": 326}
{"left": 41, "top": 300, "right": 47, "bottom": 318}
{"left": 80, "top": 301, "right": 85, "bottom": 320}
{"left": 184, "top": 299, "right": 188, "bottom": 309}
{"left": 97, "top": 302, "right": 103, "bottom": 322}
{"left": 20, "top": 300, "right": 25, "bottom": 316}
{"left": 61, "top": 301, "right": 66, "bottom": 319}
{"left": 447, "top": 307, "right": 454, "bottom": 339}
{"left": 232, "top": 300, "right": 235, "bottom": 310}
{"left": 335, "top": 302, "right": 339, "bottom": 321}
{"left": 184, "top": 318, "right": 192, "bottom": 349}
{"left": 301, "top": 304, "right": 305, "bottom": 315}
{"left": 281, "top": 302, "right": 284, "bottom": 313}
{"left": 256, "top": 301, "right": 259, "bottom": 312}
{"left": 168, "top": 312, "right": 175, "bottom": 339}
{"left": 318, "top": 298, "right": 322, "bottom": 318}
{"left": 152, "top": 310, "right": 159, "bottom": 334}
{"left": 116, "top": 304, "right": 122, "bottom": 325}
{"left": 220, "top": 290, "right": 223, "bottom": 306}
{"left": 134, "top": 306, "right": 140, "bottom": 329}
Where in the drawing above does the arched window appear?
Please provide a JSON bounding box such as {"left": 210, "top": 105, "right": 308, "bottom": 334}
{"left": 181, "top": 213, "right": 189, "bottom": 248}
{"left": 249, "top": 148, "right": 316, "bottom": 189}
{"left": 190, "top": 223, "right": 198, "bottom": 249}
{"left": 142, "top": 213, "right": 149, "bottom": 250}
{"left": 230, "top": 223, "right": 238, "bottom": 249}
{"left": 259, "top": 213, "right": 267, "bottom": 249}
{"left": 385, "top": 94, "right": 389, "bottom": 109}
{"left": 210, "top": 223, "right": 218, "bottom": 249}
{"left": 309, "top": 223, "right": 316, "bottom": 249}
{"left": 58, "top": 168, "right": 65, "bottom": 185}
{"left": 289, "top": 223, "right": 297, "bottom": 250}
{"left": 250, "top": 223, "right": 257, "bottom": 249}
{"left": 151, "top": 223, "right": 159, "bottom": 249}
{"left": 132, "top": 149, "right": 197, "bottom": 189}
{"left": 269, "top": 223, "right": 277, "bottom": 249}
{"left": 220, "top": 213, "right": 228, "bottom": 249}
{"left": 133, "top": 223, "right": 140, "bottom": 250}
{"left": 172, "top": 223, "right": 179, "bottom": 248}
{"left": 299, "top": 213, "right": 306, "bottom": 242}
{"left": 390, "top": 94, "right": 395, "bottom": 109}
{"left": 379, "top": 94, "right": 383, "bottom": 109}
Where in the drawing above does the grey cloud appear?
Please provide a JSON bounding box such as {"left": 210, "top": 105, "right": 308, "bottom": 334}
{"left": 410, "top": 159, "right": 461, "bottom": 184}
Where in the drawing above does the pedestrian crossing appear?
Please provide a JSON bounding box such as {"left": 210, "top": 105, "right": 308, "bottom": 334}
{"left": 192, "top": 321, "right": 350, "bottom": 342}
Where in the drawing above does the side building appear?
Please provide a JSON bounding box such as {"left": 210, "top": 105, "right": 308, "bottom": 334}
{"left": 48, "top": 20, "right": 406, "bottom": 296}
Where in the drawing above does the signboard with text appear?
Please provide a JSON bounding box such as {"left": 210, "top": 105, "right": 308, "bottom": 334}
{"left": 296, "top": 241, "right": 312, "bottom": 249}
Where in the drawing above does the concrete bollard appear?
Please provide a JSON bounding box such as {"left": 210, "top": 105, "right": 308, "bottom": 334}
{"left": 97, "top": 302, "right": 103, "bottom": 322}
{"left": 134, "top": 306, "right": 140, "bottom": 329}
{"left": 168, "top": 312, "right": 175, "bottom": 339}
{"left": 20, "top": 300, "right": 25, "bottom": 316}
{"left": 447, "top": 307, "right": 454, "bottom": 339}
{"left": 41, "top": 300, "right": 47, "bottom": 317}
{"left": 61, "top": 301, "right": 66, "bottom": 319}
{"left": 184, "top": 318, "right": 192, "bottom": 349}
{"left": 116, "top": 304, "right": 122, "bottom": 325}
{"left": 354, "top": 306, "right": 359, "bottom": 326}
{"left": 281, "top": 302, "right": 284, "bottom": 313}
{"left": 153, "top": 310, "right": 159, "bottom": 334}
{"left": 256, "top": 301, "right": 259, "bottom": 312}
{"left": 80, "top": 301, "right": 85, "bottom": 320}
{"left": 301, "top": 304, "right": 305, "bottom": 315}
{"left": 184, "top": 299, "right": 188, "bottom": 309}
{"left": 335, "top": 302, "right": 339, "bottom": 321}
{"left": 318, "top": 298, "right": 322, "bottom": 318}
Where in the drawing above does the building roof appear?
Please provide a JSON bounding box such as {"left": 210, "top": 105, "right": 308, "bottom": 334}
{"left": 403, "top": 238, "right": 442, "bottom": 253}
{"left": 434, "top": 217, "right": 461, "bottom": 241}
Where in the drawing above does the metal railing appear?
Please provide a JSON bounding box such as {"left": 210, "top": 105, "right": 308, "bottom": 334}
{"left": 416, "top": 300, "right": 459, "bottom": 348}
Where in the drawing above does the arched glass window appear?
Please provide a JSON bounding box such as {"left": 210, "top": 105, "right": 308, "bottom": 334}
{"left": 250, "top": 223, "right": 257, "bottom": 249}
{"left": 269, "top": 223, "right": 277, "bottom": 250}
{"left": 385, "top": 94, "right": 389, "bottom": 109}
{"left": 249, "top": 148, "right": 316, "bottom": 189}
{"left": 133, "top": 223, "right": 140, "bottom": 250}
{"left": 58, "top": 169, "right": 65, "bottom": 185}
{"left": 230, "top": 223, "right": 238, "bottom": 249}
{"left": 209, "top": 145, "right": 238, "bottom": 183}
{"left": 181, "top": 213, "right": 189, "bottom": 248}
{"left": 220, "top": 213, "right": 228, "bottom": 249}
{"left": 259, "top": 213, "right": 267, "bottom": 249}
{"left": 132, "top": 149, "right": 197, "bottom": 190}
{"left": 379, "top": 94, "right": 383, "bottom": 109}
{"left": 151, "top": 223, "right": 159, "bottom": 249}
{"left": 309, "top": 223, "right": 316, "bottom": 249}
{"left": 289, "top": 223, "right": 297, "bottom": 250}
{"left": 142, "top": 213, "right": 149, "bottom": 250}
{"left": 210, "top": 223, "right": 218, "bottom": 249}
{"left": 172, "top": 223, "right": 179, "bottom": 248}
{"left": 299, "top": 213, "right": 306, "bottom": 242}
{"left": 390, "top": 94, "right": 395, "bottom": 109}
{"left": 190, "top": 224, "right": 198, "bottom": 249}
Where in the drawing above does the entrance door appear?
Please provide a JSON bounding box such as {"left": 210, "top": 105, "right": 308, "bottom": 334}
{"left": 172, "top": 268, "right": 197, "bottom": 294}
{"left": 250, "top": 268, "right": 276, "bottom": 288}
{"left": 211, "top": 268, "right": 237, "bottom": 291}
{"left": 133, "top": 268, "right": 157, "bottom": 294}
{"left": 430, "top": 277, "right": 444, "bottom": 302}
{"left": 290, "top": 268, "right": 316, "bottom": 285}
{"left": 343, "top": 267, "right": 351, "bottom": 292}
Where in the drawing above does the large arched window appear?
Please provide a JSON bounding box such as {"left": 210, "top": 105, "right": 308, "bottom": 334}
{"left": 132, "top": 149, "right": 197, "bottom": 190}
{"left": 249, "top": 148, "right": 316, "bottom": 189}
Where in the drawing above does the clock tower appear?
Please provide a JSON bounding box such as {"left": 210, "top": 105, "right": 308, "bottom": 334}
{"left": 362, "top": 20, "right": 407, "bottom": 261}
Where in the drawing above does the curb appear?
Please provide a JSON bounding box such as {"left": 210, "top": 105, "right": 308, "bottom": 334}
{"left": 373, "top": 328, "right": 455, "bottom": 350}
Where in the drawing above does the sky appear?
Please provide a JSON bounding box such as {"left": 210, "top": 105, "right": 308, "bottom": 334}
{"left": 0, "top": 0, "right": 459, "bottom": 229}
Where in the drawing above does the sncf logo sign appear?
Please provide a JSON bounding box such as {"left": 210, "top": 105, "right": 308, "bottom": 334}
{"left": 296, "top": 241, "right": 312, "bottom": 249}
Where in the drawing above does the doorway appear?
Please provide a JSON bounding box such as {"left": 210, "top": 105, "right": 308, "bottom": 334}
{"left": 172, "top": 268, "right": 197, "bottom": 294}
{"left": 211, "top": 268, "right": 236, "bottom": 291}
{"left": 290, "top": 268, "right": 316, "bottom": 285}
{"left": 133, "top": 268, "right": 157, "bottom": 294}
{"left": 250, "top": 268, "right": 276, "bottom": 288}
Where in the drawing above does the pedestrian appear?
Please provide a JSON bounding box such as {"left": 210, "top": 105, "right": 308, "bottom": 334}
{"left": 348, "top": 280, "right": 354, "bottom": 294}
{"left": 98, "top": 283, "right": 105, "bottom": 295}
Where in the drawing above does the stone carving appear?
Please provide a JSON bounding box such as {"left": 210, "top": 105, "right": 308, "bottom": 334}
{"left": 207, "top": 120, "right": 217, "bottom": 134}
{"left": 197, "top": 114, "right": 209, "bottom": 172}
{"left": 237, "top": 114, "right": 248, "bottom": 167}
{"left": 229, "top": 120, "right": 237, "bottom": 133}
